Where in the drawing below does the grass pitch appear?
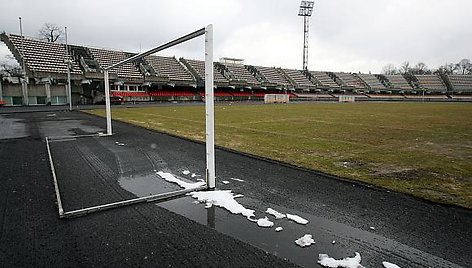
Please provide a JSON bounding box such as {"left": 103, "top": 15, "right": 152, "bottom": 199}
{"left": 86, "top": 102, "right": 472, "bottom": 208}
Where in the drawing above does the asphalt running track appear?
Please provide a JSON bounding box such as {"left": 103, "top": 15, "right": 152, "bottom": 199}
{"left": 0, "top": 109, "right": 470, "bottom": 267}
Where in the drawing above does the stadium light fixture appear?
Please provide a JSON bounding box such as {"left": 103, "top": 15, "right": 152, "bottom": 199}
{"left": 298, "top": 1, "right": 314, "bottom": 71}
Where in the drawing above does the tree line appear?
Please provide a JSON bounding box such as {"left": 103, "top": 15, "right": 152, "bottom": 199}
{"left": 382, "top": 59, "right": 472, "bottom": 76}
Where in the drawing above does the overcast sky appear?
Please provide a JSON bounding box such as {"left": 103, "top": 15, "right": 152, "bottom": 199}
{"left": 1, "top": 0, "right": 471, "bottom": 73}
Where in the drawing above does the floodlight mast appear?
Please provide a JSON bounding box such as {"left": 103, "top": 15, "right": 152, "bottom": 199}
{"left": 298, "top": 1, "right": 314, "bottom": 71}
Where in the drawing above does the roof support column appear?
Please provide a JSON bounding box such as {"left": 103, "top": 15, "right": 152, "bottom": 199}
{"left": 45, "top": 79, "right": 51, "bottom": 105}
{"left": 21, "top": 76, "right": 28, "bottom": 106}
{"left": 0, "top": 78, "right": 3, "bottom": 102}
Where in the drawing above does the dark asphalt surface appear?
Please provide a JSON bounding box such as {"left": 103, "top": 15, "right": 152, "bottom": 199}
{"left": 0, "top": 109, "right": 471, "bottom": 267}
{"left": 0, "top": 111, "right": 298, "bottom": 268}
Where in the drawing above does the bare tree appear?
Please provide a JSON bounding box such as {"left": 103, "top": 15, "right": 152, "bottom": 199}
{"left": 436, "top": 63, "right": 457, "bottom": 75}
{"left": 382, "top": 64, "right": 398, "bottom": 75}
{"left": 455, "top": 59, "right": 471, "bottom": 75}
{"left": 411, "top": 62, "right": 430, "bottom": 75}
{"left": 399, "top": 61, "right": 411, "bottom": 74}
{"left": 38, "top": 23, "right": 64, "bottom": 43}
{"left": 0, "top": 55, "right": 21, "bottom": 77}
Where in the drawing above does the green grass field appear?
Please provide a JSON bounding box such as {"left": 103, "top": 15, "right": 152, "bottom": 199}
{"left": 86, "top": 102, "right": 472, "bottom": 208}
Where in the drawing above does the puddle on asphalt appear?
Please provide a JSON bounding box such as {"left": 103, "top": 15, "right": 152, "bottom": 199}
{"left": 0, "top": 115, "right": 28, "bottom": 139}
{"left": 117, "top": 172, "right": 354, "bottom": 267}
{"left": 39, "top": 119, "right": 104, "bottom": 138}
{"left": 118, "top": 172, "right": 181, "bottom": 196}
{"left": 159, "top": 196, "right": 355, "bottom": 268}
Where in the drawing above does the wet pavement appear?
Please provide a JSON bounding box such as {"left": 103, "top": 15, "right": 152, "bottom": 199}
{"left": 1, "top": 110, "right": 471, "bottom": 267}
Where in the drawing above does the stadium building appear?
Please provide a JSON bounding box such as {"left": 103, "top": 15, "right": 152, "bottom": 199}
{"left": 1, "top": 32, "right": 471, "bottom": 106}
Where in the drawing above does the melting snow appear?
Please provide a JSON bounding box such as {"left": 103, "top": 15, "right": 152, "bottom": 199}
{"left": 256, "top": 217, "right": 274, "bottom": 227}
{"left": 222, "top": 180, "right": 230, "bottom": 184}
{"left": 266, "top": 208, "right": 286, "bottom": 219}
{"left": 230, "top": 178, "right": 245, "bottom": 182}
{"left": 318, "top": 252, "right": 364, "bottom": 268}
{"left": 295, "top": 234, "right": 315, "bottom": 247}
{"left": 275, "top": 227, "right": 283, "bottom": 232}
{"left": 182, "top": 170, "right": 190, "bottom": 175}
{"left": 157, "top": 171, "right": 206, "bottom": 190}
{"left": 286, "top": 213, "right": 309, "bottom": 225}
{"left": 189, "top": 190, "right": 255, "bottom": 219}
{"left": 382, "top": 261, "right": 401, "bottom": 268}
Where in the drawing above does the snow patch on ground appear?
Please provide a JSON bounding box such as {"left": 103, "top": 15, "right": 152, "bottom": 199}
{"left": 382, "top": 261, "right": 401, "bottom": 268}
{"left": 256, "top": 217, "right": 274, "bottom": 227}
{"left": 189, "top": 190, "right": 255, "bottom": 219}
{"left": 318, "top": 252, "right": 364, "bottom": 268}
{"left": 230, "top": 178, "right": 244, "bottom": 182}
{"left": 286, "top": 213, "right": 309, "bottom": 225}
{"left": 266, "top": 208, "right": 286, "bottom": 219}
{"left": 157, "top": 171, "right": 206, "bottom": 190}
{"left": 222, "top": 180, "right": 230, "bottom": 185}
{"left": 182, "top": 170, "right": 190, "bottom": 175}
{"left": 275, "top": 227, "right": 283, "bottom": 232}
{"left": 295, "top": 234, "right": 315, "bottom": 247}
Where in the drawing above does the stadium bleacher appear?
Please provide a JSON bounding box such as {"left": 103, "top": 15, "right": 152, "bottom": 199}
{"left": 357, "top": 74, "right": 387, "bottom": 92}
{"left": 415, "top": 75, "right": 447, "bottom": 93}
{"left": 310, "top": 71, "right": 340, "bottom": 89}
{"left": 145, "top": 55, "right": 195, "bottom": 83}
{"left": 182, "top": 59, "right": 229, "bottom": 84}
{"left": 447, "top": 75, "right": 472, "bottom": 93}
{"left": 254, "top": 66, "right": 292, "bottom": 87}
{"left": 88, "top": 47, "right": 142, "bottom": 80}
{"left": 281, "top": 69, "right": 316, "bottom": 90}
{"left": 224, "top": 63, "right": 261, "bottom": 86}
{"left": 384, "top": 75, "right": 414, "bottom": 92}
{"left": 334, "top": 72, "right": 367, "bottom": 90}
{"left": 4, "top": 34, "right": 82, "bottom": 75}
{"left": 2, "top": 32, "right": 472, "bottom": 105}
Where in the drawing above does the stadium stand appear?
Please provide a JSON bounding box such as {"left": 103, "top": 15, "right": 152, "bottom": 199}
{"left": 69, "top": 45, "right": 100, "bottom": 74}
{"left": 384, "top": 75, "right": 414, "bottom": 92}
{"left": 310, "top": 71, "right": 340, "bottom": 89}
{"left": 415, "top": 75, "right": 448, "bottom": 93}
{"left": 447, "top": 75, "right": 472, "bottom": 93}
{"left": 148, "top": 89, "right": 196, "bottom": 97}
{"left": 357, "top": 74, "right": 388, "bottom": 92}
{"left": 144, "top": 55, "right": 195, "bottom": 84}
{"left": 88, "top": 47, "right": 142, "bottom": 80}
{"left": 281, "top": 69, "right": 316, "bottom": 90}
{"left": 334, "top": 72, "right": 367, "bottom": 91}
{"left": 2, "top": 33, "right": 82, "bottom": 75}
{"left": 181, "top": 58, "right": 229, "bottom": 86}
{"left": 223, "top": 63, "right": 261, "bottom": 86}
{"left": 254, "top": 66, "right": 292, "bottom": 87}
{"left": 2, "top": 32, "right": 472, "bottom": 105}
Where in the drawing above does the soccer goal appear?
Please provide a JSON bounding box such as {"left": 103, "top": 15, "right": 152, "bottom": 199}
{"left": 338, "top": 95, "right": 355, "bottom": 103}
{"left": 264, "top": 94, "right": 289, "bottom": 104}
{"left": 45, "top": 25, "right": 216, "bottom": 219}
{"left": 103, "top": 25, "right": 215, "bottom": 190}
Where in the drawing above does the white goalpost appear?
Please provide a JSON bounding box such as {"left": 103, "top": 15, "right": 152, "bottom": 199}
{"left": 103, "top": 25, "right": 215, "bottom": 189}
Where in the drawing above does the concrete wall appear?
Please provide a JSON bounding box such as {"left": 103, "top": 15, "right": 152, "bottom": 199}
{"left": 2, "top": 84, "right": 22, "bottom": 96}
{"left": 28, "top": 84, "right": 46, "bottom": 96}
{"left": 51, "top": 85, "right": 67, "bottom": 96}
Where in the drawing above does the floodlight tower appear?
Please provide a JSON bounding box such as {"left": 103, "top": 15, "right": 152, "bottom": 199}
{"left": 298, "top": 1, "right": 314, "bottom": 71}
